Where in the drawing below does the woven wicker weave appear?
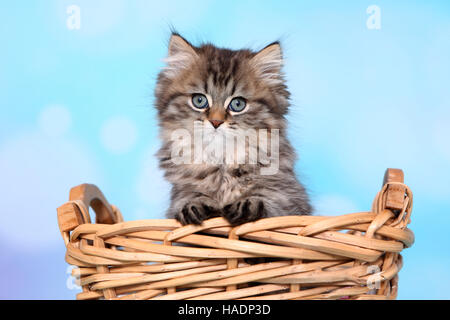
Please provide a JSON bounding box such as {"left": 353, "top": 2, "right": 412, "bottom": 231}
{"left": 57, "top": 168, "right": 414, "bottom": 300}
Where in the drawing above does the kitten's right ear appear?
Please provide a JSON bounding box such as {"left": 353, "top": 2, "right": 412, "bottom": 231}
{"left": 164, "top": 33, "right": 197, "bottom": 77}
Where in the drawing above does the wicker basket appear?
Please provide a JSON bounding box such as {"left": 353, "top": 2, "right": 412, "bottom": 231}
{"left": 57, "top": 168, "right": 414, "bottom": 300}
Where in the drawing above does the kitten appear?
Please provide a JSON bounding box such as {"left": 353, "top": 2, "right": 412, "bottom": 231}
{"left": 155, "top": 33, "right": 311, "bottom": 226}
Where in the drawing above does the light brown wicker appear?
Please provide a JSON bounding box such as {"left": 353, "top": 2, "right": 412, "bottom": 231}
{"left": 57, "top": 168, "right": 414, "bottom": 300}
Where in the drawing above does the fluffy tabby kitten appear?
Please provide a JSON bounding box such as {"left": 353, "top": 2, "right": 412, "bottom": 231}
{"left": 155, "top": 33, "right": 311, "bottom": 226}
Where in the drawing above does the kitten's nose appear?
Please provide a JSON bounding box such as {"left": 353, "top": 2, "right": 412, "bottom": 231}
{"left": 209, "top": 119, "right": 224, "bottom": 129}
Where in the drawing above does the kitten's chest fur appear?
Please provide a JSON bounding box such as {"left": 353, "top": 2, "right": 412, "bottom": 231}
{"left": 174, "top": 164, "right": 252, "bottom": 206}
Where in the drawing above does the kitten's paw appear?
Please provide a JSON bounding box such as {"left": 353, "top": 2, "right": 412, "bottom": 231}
{"left": 223, "top": 197, "right": 266, "bottom": 226}
{"left": 174, "top": 198, "right": 218, "bottom": 225}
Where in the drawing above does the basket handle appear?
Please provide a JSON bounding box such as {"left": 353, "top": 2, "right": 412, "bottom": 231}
{"left": 57, "top": 184, "right": 118, "bottom": 245}
{"left": 382, "top": 168, "right": 406, "bottom": 211}
{"left": 69, "top": 183, "right": 118, "bottom": 224}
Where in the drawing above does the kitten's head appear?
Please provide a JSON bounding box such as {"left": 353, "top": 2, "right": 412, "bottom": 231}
{"left": 155, "top": 33, "right": 290, "bottom": 137}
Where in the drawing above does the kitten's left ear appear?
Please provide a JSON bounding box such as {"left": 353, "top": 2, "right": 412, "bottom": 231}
{"left": 250, "top": 42, "right": 283, "bottom": 84}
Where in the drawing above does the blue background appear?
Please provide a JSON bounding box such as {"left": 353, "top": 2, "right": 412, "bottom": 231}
{"left": 0, "top": 0, "right": 449, "bottom": 299}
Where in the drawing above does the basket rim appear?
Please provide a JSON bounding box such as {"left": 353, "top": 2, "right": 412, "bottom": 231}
{"left": 57, "top": 168, "right": 413, "bottom": 300}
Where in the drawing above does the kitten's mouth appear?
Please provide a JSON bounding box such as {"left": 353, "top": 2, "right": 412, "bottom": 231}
{"left": 202, "top": 119, "right": 227, "bottom": 132}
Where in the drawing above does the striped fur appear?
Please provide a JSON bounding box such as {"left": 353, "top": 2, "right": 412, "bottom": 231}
{"left": 154, "top": 33, "right": 311, "bottom": 226}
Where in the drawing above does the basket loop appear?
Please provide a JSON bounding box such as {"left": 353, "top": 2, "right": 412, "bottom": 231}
{"left": 69, "top": 183, "right": 118, "bottom": 224}
{"left": 382, "top": 169, "right": 405, "bottom": 211}
{"left": 57, "top": 200, "right": 90, "bottom": 246}
{"left": 110, "top": 204, "right": 124, "bottom": 223}
{"left": 371, "top": 169, "right": 413, "bottom": 230}
{"left": 57, "top": 183, "right": 120, "bottom": 246}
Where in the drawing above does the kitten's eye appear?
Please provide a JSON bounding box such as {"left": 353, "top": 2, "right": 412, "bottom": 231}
{"left": 228, "top": 97, "right": 247, "bottom": 113}
{"left": 191, "top": 94, "right": 209, "bottom": 109}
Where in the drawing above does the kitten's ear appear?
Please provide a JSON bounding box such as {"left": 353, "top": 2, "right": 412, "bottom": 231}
{"left": 168, "top": 33, "right": 196, "bottom": 57}
{"left": 164, "top": 33, "right": 197, "bottom": 77}
{"left": 250, "top": 42, "right": 283, "bottom": 84}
